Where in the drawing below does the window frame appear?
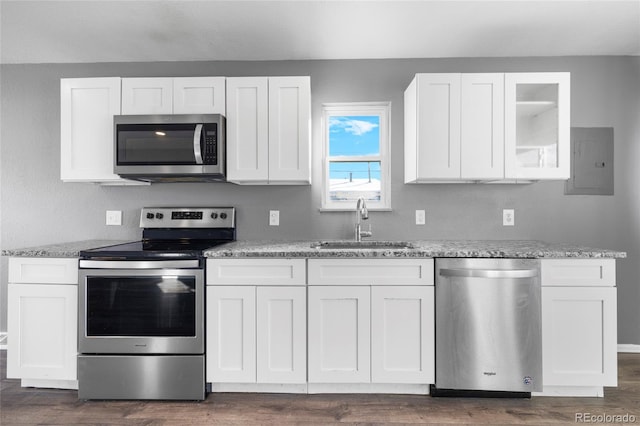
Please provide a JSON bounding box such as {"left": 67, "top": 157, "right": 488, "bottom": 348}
{"left": 321, "top": 102, "right": 391, "bottom": 211}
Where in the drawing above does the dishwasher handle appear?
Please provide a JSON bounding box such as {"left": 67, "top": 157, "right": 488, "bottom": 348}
{"left": 439, "top": 268, "right": 538, "bottom": 279}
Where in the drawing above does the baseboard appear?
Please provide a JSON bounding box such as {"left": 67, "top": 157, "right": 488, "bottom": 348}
{"left": 0, "top": 332, "right": 7, "bottom": 350}
{"left": 618, "top": 344, "right": 640, "bottom": 353}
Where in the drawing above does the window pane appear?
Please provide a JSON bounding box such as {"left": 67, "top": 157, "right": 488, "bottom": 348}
{"left": 329, "top": 116, "right": 380, "bottom": 156}
{"left": 329, "top": 161, "right": 381, "bottom": 202}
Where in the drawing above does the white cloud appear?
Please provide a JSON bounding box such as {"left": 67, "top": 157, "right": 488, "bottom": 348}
{"left": 329, "top": 117, "right": 378, "bottom": 136}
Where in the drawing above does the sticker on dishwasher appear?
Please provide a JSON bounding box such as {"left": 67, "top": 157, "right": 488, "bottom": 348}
{"left": 523, "top": 376, "right": 533, "bottom": 385}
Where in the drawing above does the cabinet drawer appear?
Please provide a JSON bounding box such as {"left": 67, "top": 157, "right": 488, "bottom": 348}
{"left": 541, "top": 259, "right": 615, "bottom": 287}
{"left": 207, "top": 259, "right": 306, "bottom": 285}
{"left": 308, "top": 259, "right": 434, "bottom": 286}
{"left": 8, "top": 258, "right": 78, "bottom": 284}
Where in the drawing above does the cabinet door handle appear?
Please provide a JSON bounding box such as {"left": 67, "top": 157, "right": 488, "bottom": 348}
{"left": 439, "top": 268, "right": 538, "bottom": 279}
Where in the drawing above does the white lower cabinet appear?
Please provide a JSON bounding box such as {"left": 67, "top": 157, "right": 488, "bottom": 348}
{"left": 256, "top": 286, "right": 307, "bottom": 384}
{"left": 371, "top": 286, "right": 434, "bottom": 384}
{"left": 206, "top": 259, "right": 307, "bottom": 389}
{"left": 538, "top": 259, "right": 618, "bottom": 397}
{"left": 307, "top": 259, "right": 435, "bottom": 392}
{"left": 7, "top": 258, "right": 79, "bottom": 389}
{"left": 308, "top": 286, "right": 371, "bottom": 383}
{"left": 207, "top": 286, "right": 256, "bottom": 383}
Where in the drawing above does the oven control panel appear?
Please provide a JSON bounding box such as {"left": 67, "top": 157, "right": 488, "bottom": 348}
{"left": 140, "top": 207, "right": 235, "bottom": 228}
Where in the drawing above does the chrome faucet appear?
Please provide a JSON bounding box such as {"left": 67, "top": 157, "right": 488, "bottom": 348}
{"left": 355, "top": 197, "right": 372, "bottom": 241}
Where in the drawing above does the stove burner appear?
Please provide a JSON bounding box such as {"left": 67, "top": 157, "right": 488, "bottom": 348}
{"left": 80, "top": 207, "right": 236, "bottom": 261}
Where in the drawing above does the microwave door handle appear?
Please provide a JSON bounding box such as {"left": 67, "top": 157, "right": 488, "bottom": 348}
{"left": 193, "top": 124, "right": 204, "bottom": 164}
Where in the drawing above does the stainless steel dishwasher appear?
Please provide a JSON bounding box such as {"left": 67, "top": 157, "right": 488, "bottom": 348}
{"left": 433, "top": 258, "right": 542, "bottom": 396}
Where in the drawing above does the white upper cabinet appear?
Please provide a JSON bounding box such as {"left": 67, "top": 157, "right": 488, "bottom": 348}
{"left": 226, "top": 77, "right": 270, "bottom": 182}
{"left": 268, "top": 77, "right": 311, "bottom": 183}
{"left": 460, "top": 73, "right": 505, "bottom": 180}
{"left": 60, "top": 77, "right": 139, "bottom": 185}
{"left": 173, "top": 77, "right": 226, "bottom": 114}
{"left": 405, "top": 73, "right": 504, "bottom": 182}
{"left": 121, "top": 78, "right": 173, "bottom": 114}
{"left": 405, "top": 72, "right": 570, "bottom": 182}
{"left": 226, "top": 76, "right": 311, "bottom": 185}
{"left": 405, "top": 73, "right": 461, "bottom": 181}
{"left": 121, "top": 77, "right": 226, "bottom": 115}
{"left": 505, "top": 72, "right": 570, "bottom": 180}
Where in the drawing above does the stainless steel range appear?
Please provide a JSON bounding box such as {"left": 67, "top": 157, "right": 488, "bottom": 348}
{"left": 77, "top": 207, "right": 235, "bottom": 400}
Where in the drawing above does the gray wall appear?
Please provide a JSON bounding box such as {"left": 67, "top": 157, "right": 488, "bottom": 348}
{"left": 1, "top": 57, "right": 639, "bottom": 345}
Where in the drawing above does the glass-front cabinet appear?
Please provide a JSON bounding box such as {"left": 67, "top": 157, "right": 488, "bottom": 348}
{"left": 505, "top": 73, "right": 570, "bottom": 180}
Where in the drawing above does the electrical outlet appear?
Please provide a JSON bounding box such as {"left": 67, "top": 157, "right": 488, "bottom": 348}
{"left": 416, "top": 210, "right": 426, "bottom": 225}
{"left": 106, "top": 210, "right": 122, "bottom": 226}
{"left": 503, "top": 209, "right": 515, "bottom": 227}
{"left": 269, "top": 210, "right": 280, "bottom": 226}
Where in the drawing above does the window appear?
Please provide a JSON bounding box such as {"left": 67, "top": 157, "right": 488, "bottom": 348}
{"left": 322, "top": 102, "right": 391, "bottom": 210}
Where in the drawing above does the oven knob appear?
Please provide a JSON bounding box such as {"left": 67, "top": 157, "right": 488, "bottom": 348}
{"left": 156, "top": 213, "right": 164, "bottom": 219}
{"left": 146, "top": 213, "right": 154, "bottom": 219}
{"left": 210, "top": 213, "right": 218, "bottom": 219}
{"left": 220, "top": 212, "right": 228, "bottom": 220}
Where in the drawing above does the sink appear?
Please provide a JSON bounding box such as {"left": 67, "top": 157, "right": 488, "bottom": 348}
{"left": 311, "top": 241, "right": 415, "bottom": 250}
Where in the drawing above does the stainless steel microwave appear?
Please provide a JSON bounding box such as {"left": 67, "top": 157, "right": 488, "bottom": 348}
{"left": 114, "top": 114, "right": 226, "bottom": 182}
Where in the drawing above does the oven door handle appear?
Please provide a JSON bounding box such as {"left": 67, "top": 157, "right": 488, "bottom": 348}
{"left": 193, "top": 124, "right": 204, "bottom": 165}
{"left": 79, "top": 260, "right": 201, "bottom": 269}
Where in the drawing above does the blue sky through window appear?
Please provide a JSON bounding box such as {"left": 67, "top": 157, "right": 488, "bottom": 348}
{"left": 329, "top": 116, "right": 381, "bottom": 182}
{"left": 329, "top": 116, "right": 380, "bottom": 156}
{"left": 328, "top": 115, "right": 382, "bottom": 201}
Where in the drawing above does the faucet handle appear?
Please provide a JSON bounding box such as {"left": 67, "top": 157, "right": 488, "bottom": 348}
{"left": 361, "top": 224, "right": 373, "bottom": 238}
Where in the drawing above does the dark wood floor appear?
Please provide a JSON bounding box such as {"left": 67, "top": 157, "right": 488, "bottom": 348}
{"left": 2, "top": 351, "right": 639, "bottom": 425}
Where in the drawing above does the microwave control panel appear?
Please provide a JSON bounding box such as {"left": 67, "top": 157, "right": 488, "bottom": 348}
{"left": 204, "top": 128, "right": 218, "bottom": 165}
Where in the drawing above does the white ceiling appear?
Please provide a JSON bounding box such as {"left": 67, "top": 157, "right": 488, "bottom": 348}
{"left": 1, "top": 0, "right": 639, "bottom": 64}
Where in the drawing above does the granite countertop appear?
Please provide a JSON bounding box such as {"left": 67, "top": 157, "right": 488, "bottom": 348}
{"left": 204, "top": 240, "right": 627, "bottom": 259}
{"left": 2, "top": 239, "right": 627, "bottom": 259}
{"left": 1, "top": 240, "right": 131, "bottom": 258}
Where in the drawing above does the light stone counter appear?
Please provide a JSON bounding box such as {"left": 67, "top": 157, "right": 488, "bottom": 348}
{"left": 204, "top": 240, "right": 627, "bottom": 259}
{"left": 2, "top": 239, "right": 627, "bottom": 259}
{"left": 1, "top": 240, "right": 131, "bottom": 258}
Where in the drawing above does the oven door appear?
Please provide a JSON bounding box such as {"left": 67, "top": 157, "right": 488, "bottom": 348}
{"left": 78, "top": 260, "right": 204, "bottom": 354}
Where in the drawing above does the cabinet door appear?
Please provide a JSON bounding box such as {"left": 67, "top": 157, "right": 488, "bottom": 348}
{"left": 60, "top": 77, "right": 126, "bottom": 183}
{"left": 308, "top": 258, "right": 434, "bottom": 286}
{"left": 206, "top": 286, "right": 256, "bottom": 383}
{"left": 207, "top": 258, "right": 306, "bottom": 286}
{"left": 371, "top": 286, "right": 434, "bottom": 384}
{"left": 415, "top": 73, "right": 461, "bottom": 180}
{"left": 173, "top": 77, "right": 226, "bottom": 114}
{"left": 9, "top": 257, "right": 78, "bottom": 284}
{"left": 121, "top": 77, "right": 173, "bottom": 114}
{"left": 308, "top": 286, "right": 370, "bottom": 383}
{"left": 541, "top": 259, "right": 615, "bottom": 287}
{"left": 256, "top": 287, "right": 306, "bottom": 383}
{"left": 268, "top": 76, "right": 311, "bottom": 184}
{"left": 542, "top": 286, "right": 617, "bottom": 387}
{"left": 505, "top": 72, "right": 570, "bottom": 180}
{"left": 461, "top": 73, "right": 504, "bottom": 180}
{"left": 7, "top": 284, "right": 77, "bottom": 381}
{"left": 226, "top": 77, "right": 269, "bottom": 183}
